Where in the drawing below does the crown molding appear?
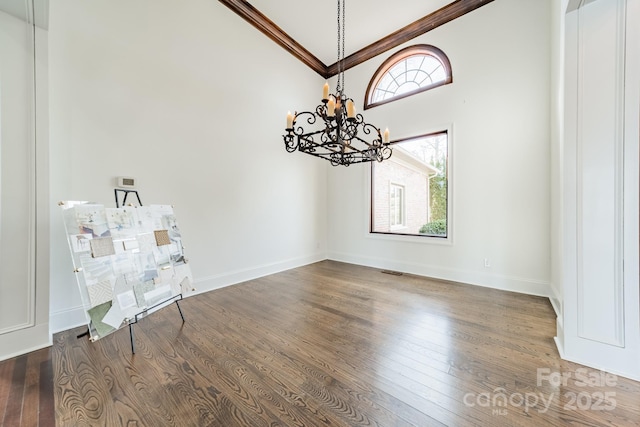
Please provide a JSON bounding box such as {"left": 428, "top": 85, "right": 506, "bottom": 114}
{"left": 219, "top": 0, "right": 495, "bottom": 78}
{"left": 326, "top": 0, "right": 495, "bottom": 76}
{"left": 218, "top": 0, "right": 329, "bottom": 78}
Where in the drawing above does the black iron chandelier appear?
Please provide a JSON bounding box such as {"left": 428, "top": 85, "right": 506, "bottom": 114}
{"left": 283, "top": 0, "right": 392, "bottom": 167}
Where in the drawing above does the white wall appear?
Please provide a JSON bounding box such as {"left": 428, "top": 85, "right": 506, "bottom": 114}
{"left": 0, "top": 10, "right": 50, "bottom": 361}
{"left": 48, "top": 0, "right": 328, "bottom": 332}
{"left": 327, "top": 0, "right": 552, "bottom": 296}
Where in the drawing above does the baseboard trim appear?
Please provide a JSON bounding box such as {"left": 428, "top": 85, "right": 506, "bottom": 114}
{"left": 191, "top": 253, "right": 327, "bottom": 296}
{"left": 0, "top": 323, "right": 52, "bottom": 362}
{"left": 553, "top": 336, "right": 565, "bottom": 358}
{"left": 327, "top": 251, "right": 552, "bottom": 297}
{"left": 549, "top": 283, "right": 562, "bottom": 318}
{"left": 50, "top": 253, "right": 328, "bottom": 334}
{"left": 50, "top": 305, "right": 87, "bottom": 334}
{"left": 557, "top": 352, "right": 640, "bottom": 382}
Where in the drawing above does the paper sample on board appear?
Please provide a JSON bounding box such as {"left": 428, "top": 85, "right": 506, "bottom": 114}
{"left": 106, "top": 208, "right": 136, "bottom": 238}
{"left": 80, "top": 255, "right": 113, "bottom": 286}
{"left": 102, "top": 303, "right": 126, "bottom": 329}
{"left": 71, "top": 234, "right": 92, "bottom": 252}
{"left": 155, "top": 264, "right": 174, "bottom": 284}
{"left": 90, "top": 237, "right": 116, "bottom": 258}
{"left": 116, "top": 290, "right": 137, "bottom": 309}
{"left": 111, "top": 253, "right": 135, "bottom": 275}
{"left": 133, "top": 281, "right": 154, "bottom": 306}
{"left": 87, "top": 301, "right": 115, "bottom": 337}
{"left": 136, "top": 233, "right": 156, "bottom": 253}
{"left": 154, "top": 229, "right": 171, "bottom": 246}
{"left": 75, "top": 204, "right": 110, "bottom": 238}
{"left": 87, "top": 280, "right": 113, "bottom": 307}
{"left": 144, "top": 284, "right": 172, "bottom": 307}
{"left": 173, "top": 265, "right": 194, "bottom": 294}
{"left": 122, "top": 239, "right": 139, "bottom": 251}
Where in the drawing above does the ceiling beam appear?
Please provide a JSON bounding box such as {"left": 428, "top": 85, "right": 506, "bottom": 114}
{"left": 218, "top": 0, "right": 330, "bottom": 78}
{"left": 219, "top": 0, "right": 496, "bottom": 79}
{"left": 326, "top": 0, "right": 496, "bottom": 76}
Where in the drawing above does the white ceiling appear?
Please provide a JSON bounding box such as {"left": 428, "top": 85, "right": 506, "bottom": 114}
{"left": 249, "top": 0, "right": 454, "bottom": 65}
{"left": 0, "top": 0, "right": 49, "bottom": 29}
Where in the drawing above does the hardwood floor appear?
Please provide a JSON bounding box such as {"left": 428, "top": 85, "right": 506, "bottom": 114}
{"left": 0, "top": 346, "right": 55, "bottom": 427}
{"left": 7, "top": 260, "right": 640, "bottom": 426}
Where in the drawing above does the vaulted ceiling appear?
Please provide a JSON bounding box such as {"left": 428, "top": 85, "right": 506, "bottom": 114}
{"left": 0, "top": 0, "right": 495, "bottom": 74}
{"left": 219, "top": 0, "right": 495, "bottom": 78}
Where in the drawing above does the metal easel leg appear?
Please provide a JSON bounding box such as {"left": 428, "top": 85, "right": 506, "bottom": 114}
{"left": 129, "top": 322, "right": 136, "bottom": 354}
{"left": 175, "top": 300, "right": 185, "bottom": 323}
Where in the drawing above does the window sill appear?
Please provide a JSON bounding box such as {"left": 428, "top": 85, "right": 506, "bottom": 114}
{"left": 367, "top": 231, "right": 452, "bottom": 246}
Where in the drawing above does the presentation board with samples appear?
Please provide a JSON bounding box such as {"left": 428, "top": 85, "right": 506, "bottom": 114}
{"left": 60, "top": 202, "right": 194, "bottom": 341}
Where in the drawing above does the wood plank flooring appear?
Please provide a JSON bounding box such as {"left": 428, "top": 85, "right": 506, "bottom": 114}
{"left": 0, "top": 346, "right": 55, "bottom": 427}
{"left": 8, "top": 260, "right": 640, "bottom": 426}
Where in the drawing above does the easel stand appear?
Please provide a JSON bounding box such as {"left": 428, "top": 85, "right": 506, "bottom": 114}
{"left": 77, "top": 295, "right": 185, "bottom": 354}
{"left": 114, "top": 189, "right": 142, "bottom": 208}
{"left": 127, "top": 294, "right": 185, "bottom": 354}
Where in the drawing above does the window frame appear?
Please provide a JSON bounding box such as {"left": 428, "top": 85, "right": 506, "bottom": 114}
{"left": 389, "top": 183, "right": 406, "bottom": 230}
{"left": 364, "top": 44, "right": 453, "bottom": 110}
{"left": 368, "top": 127, "right": 453, "bottom": 245}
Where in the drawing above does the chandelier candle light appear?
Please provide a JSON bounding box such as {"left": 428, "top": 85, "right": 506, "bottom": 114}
{"left": 283, "top": 0, "right": 392, "bottom": 167}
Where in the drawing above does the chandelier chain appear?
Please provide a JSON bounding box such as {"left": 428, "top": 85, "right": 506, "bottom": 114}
{"left": 341, "top": 0, "right": 345, "bottom": 95}
{"left": 336, "top": 0, "right": 346, "bottom": 95}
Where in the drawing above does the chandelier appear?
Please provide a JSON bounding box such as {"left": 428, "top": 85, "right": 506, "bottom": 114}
{"left": 283, "top": 0, "right": 392, "bottom": 167}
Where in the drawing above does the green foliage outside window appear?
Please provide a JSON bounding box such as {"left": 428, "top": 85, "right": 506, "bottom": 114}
{"left": 419, "top": 219, "right": 447, "bottom": 235}
{"left": 429, "top": 158, "right": 447, "bottom": 222}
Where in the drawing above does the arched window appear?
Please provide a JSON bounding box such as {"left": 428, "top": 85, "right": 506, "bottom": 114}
{"left": 365, "top": 45, "right": 452, "bottom": 109}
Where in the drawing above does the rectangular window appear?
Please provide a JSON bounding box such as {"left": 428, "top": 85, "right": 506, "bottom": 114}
{"left": 370, "top": 131, "right": 448, "bottom": 238}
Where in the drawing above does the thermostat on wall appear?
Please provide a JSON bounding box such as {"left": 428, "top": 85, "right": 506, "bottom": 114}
{"left": 116, "top": 176, "right": 137, "bottom": 188}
